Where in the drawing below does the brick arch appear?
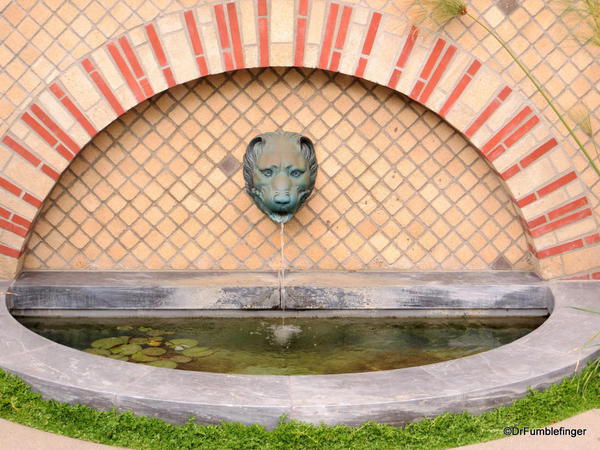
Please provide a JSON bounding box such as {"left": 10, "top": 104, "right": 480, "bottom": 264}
{"left": 0, "top": 0, "right": 598, "bottom": 280}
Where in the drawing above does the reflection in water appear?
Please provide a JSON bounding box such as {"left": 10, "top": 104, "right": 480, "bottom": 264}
{"left": 18, "top": 316, "right": 545, "bottom": 375}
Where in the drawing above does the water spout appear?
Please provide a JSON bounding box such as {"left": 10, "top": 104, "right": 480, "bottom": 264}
{"left": 278, "top": 222, "right": 286, "bottom": 310}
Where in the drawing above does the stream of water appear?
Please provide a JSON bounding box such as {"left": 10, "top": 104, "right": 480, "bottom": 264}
{"left": 278, "top": 222, "right": 286, "bottom": 310}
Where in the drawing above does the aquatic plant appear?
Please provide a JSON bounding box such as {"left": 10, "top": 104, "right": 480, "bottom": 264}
{"left": 400, "top": 0, "right": 600, "bottom": 177}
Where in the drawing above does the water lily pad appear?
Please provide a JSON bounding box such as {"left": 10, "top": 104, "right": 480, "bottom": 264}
{"left": 116, "top": 325, "right": 133, "bottom": 331}
{"left": 111, "top": 344, "right": 142, "bottom": 356}
{"left": 182, "top": 347, "right": 214, "bottom": 358}
{"left": 91, "top": 337, "right": 127, "bottom": 349}
{"left": 131, "top": 351, "right": 159, "bottom": 362}
{"left": 146, "top": 329, "right": 165, "bottom": 336}
{"left": 142, "top": 347, "right": 166, "bottom": 356}
{"left": 170, "top": 355, "right": 192, "bottom": 363}
{"left": 129, "top": 337, "right": 149, "bottom": 345}
{"left": 138, "top": 327, "right": 151, "bottom": 332}
{"left": 169, "top": 339, "right": 198, "bottom": 348}
{"left": 83, "top": 348, "right": 111, "bottom": 356}
{"left": 147, "top": 340, "right": 163, "bottom": 347}
{"left": 108, "top": 355, "right": 129, "bottom": 361}
{"left": 146, "top": 360, "right": 177, "bottom": 369}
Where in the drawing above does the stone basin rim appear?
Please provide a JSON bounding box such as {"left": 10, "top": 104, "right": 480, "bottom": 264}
{"left": 0, "top": 277, "right": 598, "bottom": 428}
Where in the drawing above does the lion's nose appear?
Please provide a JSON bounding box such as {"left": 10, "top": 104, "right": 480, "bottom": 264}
{"left": 273, "top": 192, "right": 291, "bottom": 205}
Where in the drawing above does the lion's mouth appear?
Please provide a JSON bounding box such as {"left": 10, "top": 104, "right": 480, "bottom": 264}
{"left": 269, "top": 210, "right": 293, "bottom": 224}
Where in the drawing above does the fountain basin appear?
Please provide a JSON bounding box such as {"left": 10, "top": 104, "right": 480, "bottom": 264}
{"left": 0, "top": 272, "right": 598, "bottom": 427}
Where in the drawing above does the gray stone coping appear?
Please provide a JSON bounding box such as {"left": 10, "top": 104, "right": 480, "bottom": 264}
{"left": 11, "top": 271, "right": 551, "bottom": 312}
{"left": 0, "top": 278, "right": 598, "bottom": 427}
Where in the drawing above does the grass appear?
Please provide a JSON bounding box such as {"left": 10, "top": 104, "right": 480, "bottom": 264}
{"left": 0, "top": 360, "right": 598, "bottom": 449}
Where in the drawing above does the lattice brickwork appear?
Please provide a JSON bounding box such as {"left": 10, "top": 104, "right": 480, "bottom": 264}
{"left": 24, "top": 68, "right": 532, "bottom": 271}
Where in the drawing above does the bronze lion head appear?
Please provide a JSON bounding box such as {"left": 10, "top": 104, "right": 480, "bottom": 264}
{"left": 243, "top": 132, "right": 317, "bottom": 224}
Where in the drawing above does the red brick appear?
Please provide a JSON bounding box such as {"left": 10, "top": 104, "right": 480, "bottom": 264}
{"left": 83, "top": 58, "right": 124, "bottom": 115}
{"left": 537, "top": 171, "right": 577, "bottom": 198}
{"left": 334, "top": 6, "right": 352, "bottom": 50}
{"left": 107, "top": 42, "right": 144, "bottom": 103}
{"left": 500, "top": 164, "right": 520, "bottom": 180}
{"left": 504, "top": 115, "right": 539, "bottom": 148}
{"left": 298, "top": 0, "right": 308, "bottom": 16}
{"left": 258, "top": 17, "right": 269, "bottom": 66}
{"left": 355, "top": 57, "right": 368, "bottom": 77}
{"left": 548, "top": 196, "right": 588, "bottom": 220}
{"left": 31, "top": 104, "right": 79, "bottom": 155}
{"left": 294, "top": 17, "right": 307, "bottom": 67}
{"left": 23, "top": 193, "right": 42, "bottom": 207}
{"left": 227, "top": 3, "right": 244, "bottom": 69}
{"left": 258, "top": 0, "right": 268, "bottom": 16}
{"left": 537, "top": 239, "right": 583, "bottom": 259}
{"left": 361, "top": 12, "right": 382, "bottom": 56}
{"left": 2, "top": 135, "right": 41, "bottom": 166}
{"left": 520, "top": 138, "right": 557, "bottom": 168}
{"left": 419, "top": 39, "right": 445, "bottom": 80}
{"left": 396, "top": 26, "right": 419, "bottom": 69}
{"left": 0, "top": 176, "right": 22, "bottom": 197}
{"left": 22, "top": 112, "right": 57, "bottom": 146}
{"left": 0, "top": 218, "right": 27, "bottom": 237}
{"left": 530, "top": 208, "right": 592, "bottom": 237}
{"left": 481, "top": 106, "right": 532, "bottom": 154}
{"left": 0, "top": 244, "right": 21, "bottom": 258}
{"left": 420, "top": 45, "right": 456, "bottom": 103}
{"left": 465, "top": 87, "right": 512, "bottom": 137}
{"left": 319, "top": 3, "right": 339, "bottom": 69}
{"left": 146, "top": 24, "right": 168, "bottom": 66}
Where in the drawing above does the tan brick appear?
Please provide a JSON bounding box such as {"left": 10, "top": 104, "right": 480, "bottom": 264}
{"left": 396, "top": 39, "right": 431, "bottom": 94}
{"left": 138, "top": 43, "right": 167, "bottom": 94}
{"left": 428, "top": 52, "right": 471, "bottom": 112}
{"left": 239, "top": 0, "right": 257, "bottom": 46}
{"left": 4, "top": 159, "right": 53, "bottom": 198}
{"left": 37, "top": 90, "right": 74, "bottom": 131}
{"left": 91, "top": 47, "right": 125, "bottom": 91}
{"left": 303, "top": 45, "right": 319, "bottom": 68}
{"left": 353, "top": 6, "right": 370, "bottom": 25}
{"left": 0, "top": 254, "right": 19, "bottom": 279}
{"left": 195, "top": 5, "right": 212, "bottom": 25}
{"left": 521, "top": 187, "right": 569, "bottom": 220}
{"left": 23, "top": 132, "right": 67, "bottom": 171}
{"left": 470, "top": 94, "right": 523, "bottom": 148}
{"left": 271, "top": 0, "right": 294, "bottom": 43}
{"left": 61, "top": 65, "right": 100, "bottom": 110}
{"left": 86, "top": 99, "right": 116, "bottom": 132}
{"left": 129, "top": 26, "right": 147, "bottom": 46}
{"left": 460, "top": 67, "right": 503, "bottom": 114}
{"left": 244, "top": 46, "right": 258, "bottom": 68}
{"left": 307, "top": 0, "right": 326, "bottom": 45}
{"left": 506, "top": 157, "right": 556, "bottom": 200}
{"left": 339, "top": 23, "right": 364, "bottom": 75}
{"left": 493, "top": 132, "right": 550, "bottom": 172}
{"left": 270, "top": 43, "right": 292, "bottom": 66}
{"left": 201, "top": 23, "right": 223, "bottom": 74}
{"left": 562, "top": 246, "right": 600, "bottom": 275}
{"left": 556, "top": 217, "right": 596, "bottom": 242}
{"left": 0, "top": 229, "right": 26, "bottom": 250}
{"left": 366, "top": 33, "right": 401, "bottom": 87}
{"left": 158, "top": 15, "right": 183, "bottom": 34}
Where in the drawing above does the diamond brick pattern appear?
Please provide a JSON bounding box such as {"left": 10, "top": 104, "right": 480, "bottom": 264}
{"left": 24, "top": 68, "right": 532, "bottom": 271}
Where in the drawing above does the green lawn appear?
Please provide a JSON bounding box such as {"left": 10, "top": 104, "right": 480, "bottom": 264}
{"left": 0, "top": 360, "right": 598, "bottom": 449}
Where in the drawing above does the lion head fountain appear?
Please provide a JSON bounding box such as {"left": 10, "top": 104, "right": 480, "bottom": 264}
{"left": 243, "top": 132, "right": 318, "bottom": 223}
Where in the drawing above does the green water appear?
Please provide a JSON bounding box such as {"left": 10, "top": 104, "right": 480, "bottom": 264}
{"left": 18, "top": 316, "right": 545, "bottom": 375}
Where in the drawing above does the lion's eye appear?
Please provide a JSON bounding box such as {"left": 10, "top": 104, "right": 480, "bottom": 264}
{"left": 290, "top": 169, "right": 303, "bottom": 177}
{"left": 261, "top": 169, "right": 273, "bottom": 177}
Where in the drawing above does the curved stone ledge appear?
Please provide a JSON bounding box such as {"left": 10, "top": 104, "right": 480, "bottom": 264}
{"left": 0, "top": 281, "right": 598, "bottom": 427}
